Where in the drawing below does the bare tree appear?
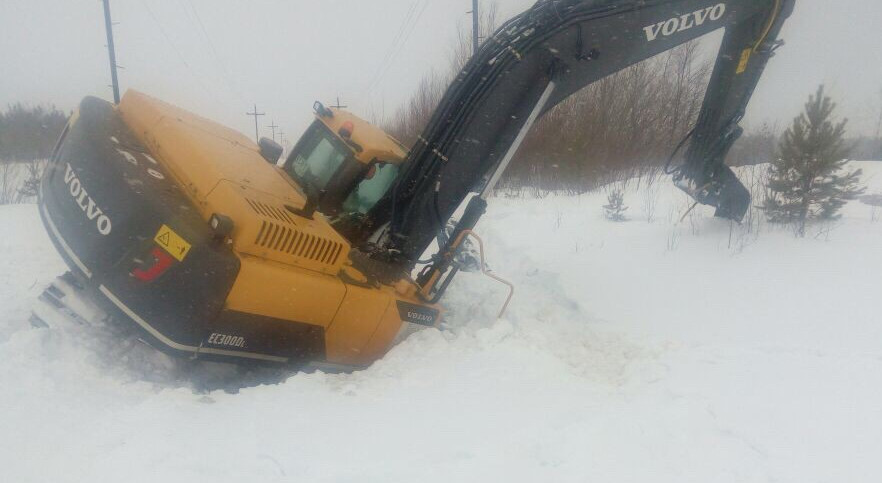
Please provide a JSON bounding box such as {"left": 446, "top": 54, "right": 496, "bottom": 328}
{"left": 386, "top": 7, "right": 714, "bottom": 195}
{"left": 727, "top": 122, "right": 780, "bottom": 167}
{"left": 0, "top": 164, "right": 26, "bottom": 205}
{"left": 507, "top": 41, "right": 712, "bottom": 193}
{"left": 17, "top": 160, "right": 45, "bottom": 202}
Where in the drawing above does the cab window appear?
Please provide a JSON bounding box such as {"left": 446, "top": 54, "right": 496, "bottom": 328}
{"left": 286, "top": 125, "right": 350, "bottom": 191}
{"left": 342, "top": 163, "right": 400, "bottom": 215}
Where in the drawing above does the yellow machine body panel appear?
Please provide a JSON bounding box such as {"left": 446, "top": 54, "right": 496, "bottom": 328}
{"left": 225, "top": 255, "right": 347, "bottom": 328}
{"left": 111, "top": 89, "right": 439, "bottom": 368}
{"left": 227, "top": 256, "right": 435, "bottom": 366}
{"left": 326, "top": 284, "right": 395, "bottom": 365}
{"left": 317, "top": 108, "right": 408, "bottom": 165}
{"left": 118, "top": 90, "right": 350, "bottom": 275}
{"left": 364, "top": 296, "right": 421, "bottom": 362}
{"left": 118, "top": 91, "right": 300, "bottom": 206}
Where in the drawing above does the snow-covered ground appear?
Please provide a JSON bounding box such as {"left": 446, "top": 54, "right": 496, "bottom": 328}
{"left": 1, "top": 162, "right": 880, "bottom": 482}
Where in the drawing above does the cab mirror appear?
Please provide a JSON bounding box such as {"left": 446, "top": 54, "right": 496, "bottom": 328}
{"left": 258, "top": 137, "right": 284, "bottom": 164}
{"left": 286, "top": 186, "right": 325, "bottom": 220}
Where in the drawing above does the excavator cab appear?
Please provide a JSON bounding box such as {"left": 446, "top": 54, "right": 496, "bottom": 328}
{"left": 282, "top": 102, "right": 407, "bottom": 239}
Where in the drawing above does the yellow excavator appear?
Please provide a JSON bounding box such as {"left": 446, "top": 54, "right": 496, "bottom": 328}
{"left": 34, "top": 0, "right": 794, "bottom": 369}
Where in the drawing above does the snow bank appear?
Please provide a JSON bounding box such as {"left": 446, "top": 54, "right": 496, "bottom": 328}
{"left": 1, "top": 162, "right": 880, "bottom": 482}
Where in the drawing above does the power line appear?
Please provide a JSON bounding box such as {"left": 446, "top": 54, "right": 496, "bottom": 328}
{"left": 138, "top": 0, "right": 220, "bottom": 105}
{"left": 363, "top": 2, "right": 418, "bottom": 96}
{"left": 364, "top": 0, "right": 429, "bottom": 99}
{"left": 185, "top": 0, "right": 221, "bottom": 62}
{"left": 182, "top": 0, "right": 248, "bottom": 105}
{"left": 389, "top": 1, "right": 429, "bottom": 71}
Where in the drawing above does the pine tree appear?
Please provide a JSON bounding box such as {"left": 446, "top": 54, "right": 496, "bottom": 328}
{"left": 762, "top": 86, "right": 864, "bottom": 236}
{"left": 603, "top": 188, "right": 628, "bottom": 222}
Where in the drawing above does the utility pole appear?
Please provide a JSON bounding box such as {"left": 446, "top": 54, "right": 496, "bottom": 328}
{"left": 876, "top": 109, "right": 882, "bottom": 143}
{"left": 875, "top": 87, "right": 882, "bottom": 141}
{"left": 471, "top": 0, "right": 480, "bottom": 56}
{"left": 267, "top": 120, "right": 280, "bottom": 142}
{"left": 278, "top": 130, "right": 288, "bottom": 157}
{"left": 875, "top": 88, "right": 882, "bottom": 159}
{"left": 246, "top": 104, "right": 265, "bottom": 143}
{"left": 102, "top": 0, "right": 121, "bottom": 104}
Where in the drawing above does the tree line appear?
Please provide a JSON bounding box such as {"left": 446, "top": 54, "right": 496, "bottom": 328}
{"left": 381, "top": 6, "right": 714, "bottom": 194}
{"left": 0, "top": 104, "right": 67, "bottom": 204}
{"left": 508, "top": 41, "right": 709, "bottom": 192}
{"left": 0, "top": 104, "right": 68, "bottom": 162}
{"left": 382, "top": 3, "right": 881, "bottom": 194}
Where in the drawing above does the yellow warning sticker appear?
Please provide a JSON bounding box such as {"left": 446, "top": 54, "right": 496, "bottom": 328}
{"left": 736, "top": 48, "right": 752, "bottom": 74}
{"left": 154, "top": 224, "right": 192, "bottom": 262}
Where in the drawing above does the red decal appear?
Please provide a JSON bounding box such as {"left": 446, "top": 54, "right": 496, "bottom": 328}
{"left": 132, "top": 247, "right": 175, "bottom": 282}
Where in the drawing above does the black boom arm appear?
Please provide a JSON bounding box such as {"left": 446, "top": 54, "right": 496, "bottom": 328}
{"left": 367, "top": 0, "right": 795, "bottom": 269}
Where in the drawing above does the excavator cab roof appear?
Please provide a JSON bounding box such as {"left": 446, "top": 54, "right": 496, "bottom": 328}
{"left": 312, "top": 102, "right": 408, "bottom": 165}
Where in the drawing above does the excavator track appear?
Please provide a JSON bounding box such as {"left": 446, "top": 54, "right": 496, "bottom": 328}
{"left": 31, "top": 272, "right": 110, "bottom": 331}
{"left": 30, "top": 273, "right": 363, "bottom": 376}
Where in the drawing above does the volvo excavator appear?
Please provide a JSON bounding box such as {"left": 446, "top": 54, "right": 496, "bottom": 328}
{"left": 34, "top": 0, "right": 795, "bottom": 369}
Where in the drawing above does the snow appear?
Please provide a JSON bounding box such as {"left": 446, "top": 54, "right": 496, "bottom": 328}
{"left": 2, "top": 162, "right": 881, "bottom": 482}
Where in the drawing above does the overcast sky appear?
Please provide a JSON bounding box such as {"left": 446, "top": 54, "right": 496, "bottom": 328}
{"left": 2, "top": 0, "right": 881, "bottom": 144}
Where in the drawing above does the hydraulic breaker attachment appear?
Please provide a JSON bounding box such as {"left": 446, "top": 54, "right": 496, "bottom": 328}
{"left": 673, "top": 164, "right": 751, "bottom": 222}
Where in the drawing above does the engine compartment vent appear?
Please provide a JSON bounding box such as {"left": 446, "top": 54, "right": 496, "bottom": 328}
{"left": 204, "top": 182, "right": 349, "bottom": 276}
{"left": 255, "top": 221, "right": 343, "bottom": 266}
{"left": 245, "top": 198, "right": 296, "bottom": 225}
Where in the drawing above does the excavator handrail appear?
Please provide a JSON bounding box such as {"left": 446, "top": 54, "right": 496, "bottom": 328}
{"left": 418, "top": 229, "right": 514, "bottom": 319}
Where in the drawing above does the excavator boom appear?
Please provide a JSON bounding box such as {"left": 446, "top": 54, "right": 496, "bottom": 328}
{"left": 367, "top": 0, "right": 795, "bottom": 268}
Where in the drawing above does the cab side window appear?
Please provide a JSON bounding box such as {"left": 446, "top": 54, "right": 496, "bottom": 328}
{"left": 342, "top": 163, "right": 400, "bottom": 215}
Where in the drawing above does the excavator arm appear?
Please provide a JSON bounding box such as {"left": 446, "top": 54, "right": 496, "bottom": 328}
{"left": 365, "top": 0, "right": 795, "bottom": 284}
